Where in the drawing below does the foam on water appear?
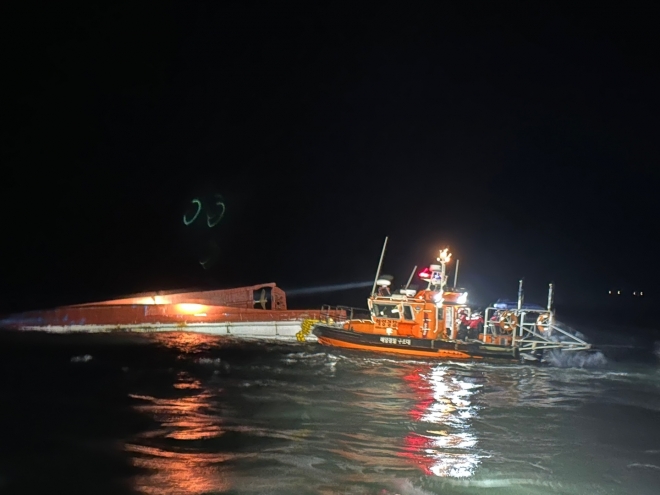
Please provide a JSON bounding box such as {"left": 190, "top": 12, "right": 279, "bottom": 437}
{"left": 542, "top": 349, "right": 608, "bottom": 368}
{"left": 196, "top": 357, "right": 222, "bottom": 366}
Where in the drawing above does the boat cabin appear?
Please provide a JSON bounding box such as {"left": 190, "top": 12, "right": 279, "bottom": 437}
{"left": 364, "top": 287, "right": 471, "bottom": 340}
{"left": 340, "top": 250, "right": 483, "bottom": 341}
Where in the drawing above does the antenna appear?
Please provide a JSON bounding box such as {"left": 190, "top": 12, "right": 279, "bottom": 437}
{"left": 371, "top": 237, "right": 389, "bottom": 297}
{"left": 453, "top": 259, "right": 460, "bottom": 288}
{"left": 404, "top": 265, "right": 417, "bottom": 290}
{"left": 517, "top": 279, "right": 524, "bottom": 310}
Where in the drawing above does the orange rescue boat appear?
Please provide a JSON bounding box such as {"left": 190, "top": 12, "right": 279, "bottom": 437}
{"left": 310, "top": 239, "right": 592, "bottom": 362}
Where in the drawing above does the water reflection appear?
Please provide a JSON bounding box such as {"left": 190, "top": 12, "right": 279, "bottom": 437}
{"left": 126, "top": 443, "right": 233, "bottom": 495}
{"left": 149, "top": 332, "right": 219, "bottom": 354}
{"left": 400, "top": 365, "right": 482, "bottom": 478}
{"left": 124, "top": 337, "right": 487, "bottom": 492}
{"left": 126, "top": 368, "right": 234, "bottom": 494}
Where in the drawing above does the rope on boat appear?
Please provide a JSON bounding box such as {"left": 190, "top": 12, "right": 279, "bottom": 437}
{"left": 296, "top": 319, "right": 320, "bottom": 342}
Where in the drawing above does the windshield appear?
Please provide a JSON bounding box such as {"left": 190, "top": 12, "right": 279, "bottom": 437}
{"left": 372, "top": 303, "right": 400, "bottom": 319}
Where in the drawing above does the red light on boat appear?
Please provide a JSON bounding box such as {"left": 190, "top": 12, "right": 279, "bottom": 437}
{"left": 418, "top": 267, "right": 431, "bottom": 279}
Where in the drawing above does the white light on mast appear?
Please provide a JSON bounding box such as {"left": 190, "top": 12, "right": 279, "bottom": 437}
{"left": 433, "top": 248, "right": 452, "bottom": 292}
{"left": 437, "top": 248, "right": 452, "bottom": 264}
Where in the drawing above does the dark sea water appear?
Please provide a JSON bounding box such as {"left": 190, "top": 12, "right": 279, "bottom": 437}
{"left": 1, "top": 330, "right": 659, "bottom": 495}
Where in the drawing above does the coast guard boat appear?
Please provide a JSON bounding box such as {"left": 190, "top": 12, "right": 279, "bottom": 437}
{"left": 309, "top": 238, "right": 592, "bottom": 362}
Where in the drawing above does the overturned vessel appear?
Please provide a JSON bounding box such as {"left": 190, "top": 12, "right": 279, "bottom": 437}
{"left": 311, "top": 239, "right": 593, "bottom": 362}
{"left": 1, "top": 283, "right": 331, "bottom": 340}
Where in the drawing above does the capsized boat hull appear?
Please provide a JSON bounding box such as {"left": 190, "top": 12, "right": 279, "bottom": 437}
{"left": 312, "top": 324, "right": 520, "bottom": 360}
{"left": 0, "top": 283, "right": 339, "bottom": 341}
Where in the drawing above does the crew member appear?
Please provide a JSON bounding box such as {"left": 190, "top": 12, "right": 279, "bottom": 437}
{"left": 468, "top": 312, "right": 484, "bottom": 339}
{"left": 490, "top": 311, "right": 501, "bottom": 335}
{"left": 457, "top": 310, "right": 469, "bottom": 340}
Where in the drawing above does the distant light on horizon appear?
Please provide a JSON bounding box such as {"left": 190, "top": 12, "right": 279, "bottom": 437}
{"left": 609, "top": 290, "right": 645, "bottom": 296}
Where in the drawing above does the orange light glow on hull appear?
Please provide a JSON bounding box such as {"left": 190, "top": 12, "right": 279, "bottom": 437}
{"left": 175, "top": 303, "right": 207, "bottom": 314}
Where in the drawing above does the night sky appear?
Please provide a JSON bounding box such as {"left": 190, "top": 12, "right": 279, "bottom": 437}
{"left": 3, "top": 3, "right": 659, "bottom": 319}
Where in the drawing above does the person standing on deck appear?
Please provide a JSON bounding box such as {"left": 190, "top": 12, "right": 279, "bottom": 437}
{"left": 468, "top": 312, "right": 484, "bottom": 340}
{"left": 457, "top": 310, "right": 469, "bottom": 340}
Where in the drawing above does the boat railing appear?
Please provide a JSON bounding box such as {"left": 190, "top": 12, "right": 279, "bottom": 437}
{"left": 320, "top": 305, "right": 371, "bottom": 326}
{"left": 482, "top": 306, "right": 591, "bottom": 352}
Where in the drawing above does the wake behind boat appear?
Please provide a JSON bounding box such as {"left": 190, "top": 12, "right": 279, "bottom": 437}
{"left": 309, "top": 239, "right": 593, "bottom": 363}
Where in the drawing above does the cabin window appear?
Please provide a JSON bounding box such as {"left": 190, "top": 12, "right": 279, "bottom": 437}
{"left": 437, "top": 307, "right": 444, "bottom": 320}
{"left": 373, "top": 304, "right": 400, "bottom": 319}
{"left": 403, "top": 305, "right": 414, "bottom": 320}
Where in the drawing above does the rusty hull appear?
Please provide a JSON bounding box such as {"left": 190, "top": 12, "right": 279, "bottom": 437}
{"left": 72, "top": 283, "right": 287, "bottom": 310}
{"left": 1, "top": 283, "right": 339, "bottom": 334}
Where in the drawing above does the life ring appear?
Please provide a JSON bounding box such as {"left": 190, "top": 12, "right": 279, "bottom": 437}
{"left": 498, "top": 311, "right": 518, "bottom": 333}
{"left": 536, "top": 313, "right": 550, "bottom": 333}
